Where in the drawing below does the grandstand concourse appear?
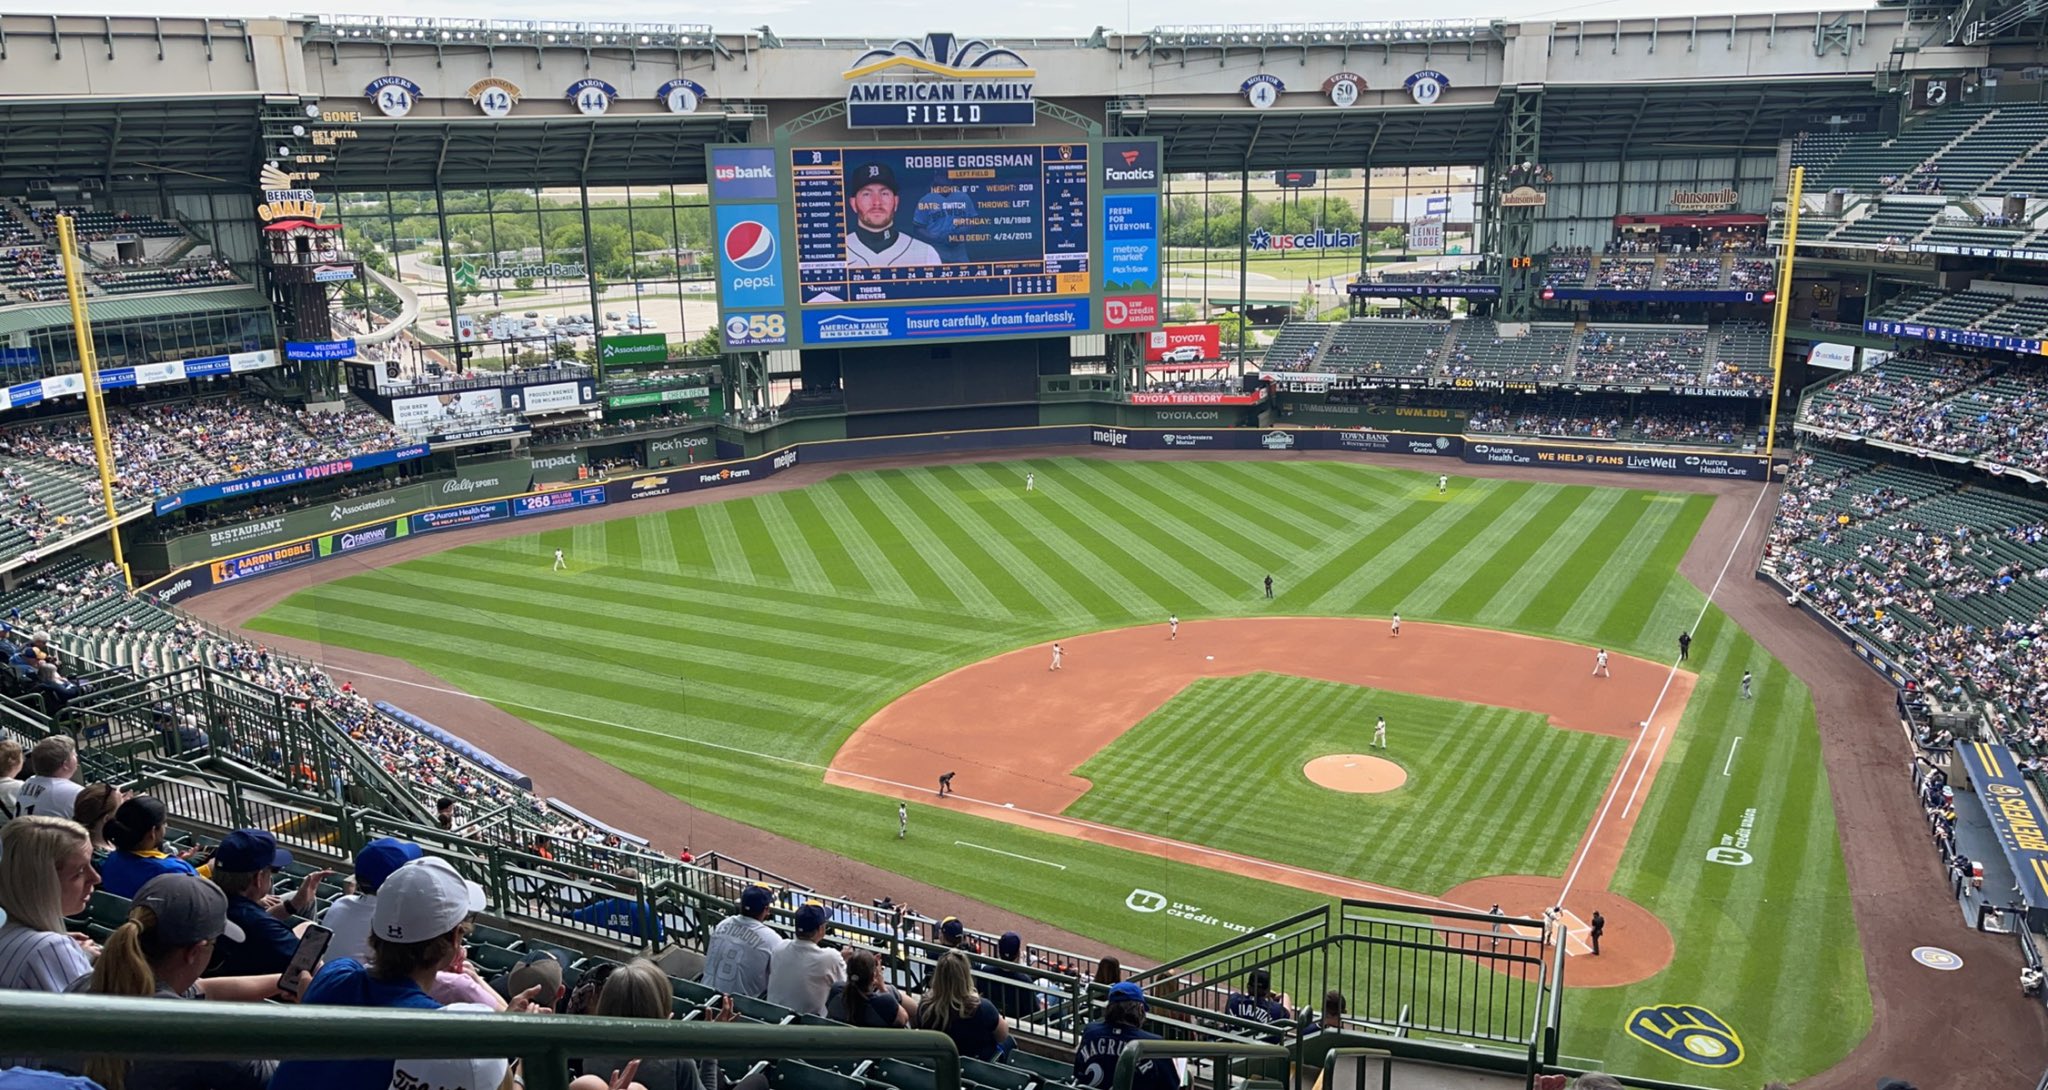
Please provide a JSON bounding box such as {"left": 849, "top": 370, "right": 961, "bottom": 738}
{"left": 2, "top": 5, "right": 2048, "bottom": 1089}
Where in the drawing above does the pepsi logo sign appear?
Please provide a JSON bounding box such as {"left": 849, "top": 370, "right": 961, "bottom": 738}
{"left": 724, "top": 220, "right": 777, "bottom": 273}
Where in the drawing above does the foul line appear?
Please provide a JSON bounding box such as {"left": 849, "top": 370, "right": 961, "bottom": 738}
{"left": 1723, "top": 737, "right": 1742, "bottom": 777}
{"left": 1555, "top": 479, "right": 1776, "bottom": 908}
{"left": 311, "top": 664, "right": 1479, "bottom": 912}
{"left": 954, "top": 841, "right": 1067, "bottom": 870}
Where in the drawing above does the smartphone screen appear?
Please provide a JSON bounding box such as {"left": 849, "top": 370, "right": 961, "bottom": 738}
{"left": 277, "top": 924, "right": 333, "bottom": 997}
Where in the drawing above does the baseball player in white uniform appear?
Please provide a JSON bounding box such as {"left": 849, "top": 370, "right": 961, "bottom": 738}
{"left": 1390, "top": 612, "right": 1402, "bottom": 636}
{"left": 843, "top": 162, "right": 941, "bottom": 267}
{"left": 1168, "top": 614, "right": 1179, "bottom": 640}
{"left": 552, "top": 548, "right": 566, "bottom": 572}
{"left": 1026, "top": 472, "right": 1035, "bottom": 492}
{"left": 1593, "top": 649, "right": 1610, "bottom": 677}
{"left": 1740, "top": 670, "right": 1753, "bottom": 699}
{"left": 1050, "top": 642, "right": 1064, "bottom": 671}
{"left": 1373, "top": 716, "right": 1388, "bottom": 749}
{"left": 1438, "top": 474, "right": 1448, "bottom": 495}
{"left": 898, "top": 802, "right": 908, "bottom": 839}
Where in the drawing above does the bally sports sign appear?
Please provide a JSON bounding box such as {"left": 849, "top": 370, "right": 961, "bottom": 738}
{"left": 843, "top": 33, "right": 1035, "bottom": 128}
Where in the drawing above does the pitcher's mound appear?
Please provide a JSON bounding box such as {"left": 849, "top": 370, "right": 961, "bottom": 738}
{"left": 1303, "top": 754, "right": 1406, "bottom": 793}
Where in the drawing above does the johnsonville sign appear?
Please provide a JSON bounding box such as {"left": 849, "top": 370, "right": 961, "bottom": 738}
{"left": 1671, "top": 188, "right": 1740, "bottom": 212}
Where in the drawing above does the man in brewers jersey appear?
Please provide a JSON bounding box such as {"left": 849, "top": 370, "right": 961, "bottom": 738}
{"left": 844, "top": 162, "right": 941, "bottom": 267}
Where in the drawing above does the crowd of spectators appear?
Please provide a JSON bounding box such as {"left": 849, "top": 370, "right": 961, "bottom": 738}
{"left": 1660, "top": 258, "right": 1721, "bottom": 291}
{"left": 1541, "top": 253, "right": 1590, "bottom": 288}
{"left": 1574, "top": 328, "right": 1707, "bottom": 385}
{"left": 1728, "top": 258, "right": 1774, "bottom": 290}
{"left": 1798, "top": 354, "right": 2048, "bottom": 475}
{"left": 1466, "top": 401, "right": 1753, "bottom": 445}
{"left": 1595, "top": 260, "right": 1654, "bottom": 290}
{"left": 1, "top": 248, "right": 65, "bottom": 303}
{"left": 22, "top": 205, "right": 182, "bottom": 242}
{"left": 91, "top": 260, "right": 238, "bottom": 295}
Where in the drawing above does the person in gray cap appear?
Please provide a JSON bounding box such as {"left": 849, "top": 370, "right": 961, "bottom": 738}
{"left": 68, "top": 872, "right": 299, "bottom": 1090}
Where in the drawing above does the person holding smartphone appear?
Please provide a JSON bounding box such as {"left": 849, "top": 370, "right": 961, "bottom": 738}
{"left": 66, "top": 873, "right": 306, "bottom": 1090}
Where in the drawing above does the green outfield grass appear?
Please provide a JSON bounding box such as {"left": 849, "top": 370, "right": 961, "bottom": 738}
{"left": 1069, "top": 675, "right": 1625, "bottom": 893}
{"left": 247, "top": 458, "right": 1867, "bottom": 1086}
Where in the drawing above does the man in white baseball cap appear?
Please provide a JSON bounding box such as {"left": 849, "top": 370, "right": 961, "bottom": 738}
{"left": 272, "top": 858, "right": 543, "bottom": 1090}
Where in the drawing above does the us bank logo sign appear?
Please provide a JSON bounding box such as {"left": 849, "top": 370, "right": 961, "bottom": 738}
{"left": 843, "top": 33, "right": 1036, "bottom": 128}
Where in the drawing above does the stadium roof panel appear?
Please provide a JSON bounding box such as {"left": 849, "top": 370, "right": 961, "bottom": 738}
{"left": 323, "top": 114, "right": 759, "bottom": 189}
{"left": 0, "top": 95, "right": 264, "bottom": 192}
{"left": 0, "top": 287, "right": 270, "bottom": 339}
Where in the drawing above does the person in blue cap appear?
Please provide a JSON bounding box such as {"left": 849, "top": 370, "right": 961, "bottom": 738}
{"left": 207, "top": 828, "right": 331, "bottom": 978}
{"left": 319, "top": 836, "right": 423, "bottom": 963}
{"left": 1074, "top": 981, "right": 1179, "bottom": 1090}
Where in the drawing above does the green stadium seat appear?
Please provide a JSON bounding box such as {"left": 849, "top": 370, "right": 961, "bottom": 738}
{"left": 468, "top": 943, "right": 524, "bottom": 976}
{"left": 1004, "top": 1052, "right": 1073, "bottom": 1082}
{"left": 670, "top": 976, "right": 720, "bottom": 1007}
{"left": 726, "top": 992, "right": 799, "bottom": 1024}
{"left": 962, "top": 1056, "right": 1037, "bottom": 1090}
{"left": 771, "top": 1060, "right": 868, "bottom": 1090}
{"left": 88, "top": 890, "right": 133, "bottom": 933}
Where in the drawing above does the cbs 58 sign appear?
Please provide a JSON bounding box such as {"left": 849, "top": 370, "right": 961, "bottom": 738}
{"left": 724, "top": 312, "right": 789, "bottom": 348}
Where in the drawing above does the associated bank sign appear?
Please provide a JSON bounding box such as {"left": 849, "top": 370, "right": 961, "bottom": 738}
{"left": 843, "top": 33, "right": 1035, "bottom": 128}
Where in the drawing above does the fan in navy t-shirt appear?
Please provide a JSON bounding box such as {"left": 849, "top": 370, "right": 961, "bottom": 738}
{"left": 1224, "top": 969, "right": 1291, "bottom": 1041}
{"left": 1074, "top": 982, "right": 1179, "bottom": 1090}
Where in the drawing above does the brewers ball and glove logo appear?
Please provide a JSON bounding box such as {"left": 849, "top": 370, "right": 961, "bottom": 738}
{"left": 1625, "top": 1004, "right": 1744, "bottom": 1067}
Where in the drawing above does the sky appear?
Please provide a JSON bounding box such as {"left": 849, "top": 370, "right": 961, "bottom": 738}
{"left": 41, "top": 0, "right": 1859, "bottom": 40}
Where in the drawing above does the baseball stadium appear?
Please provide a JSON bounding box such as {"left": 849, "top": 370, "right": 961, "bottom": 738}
{"left": 0, "top": 5, "right": 2046, "bottom": 1090}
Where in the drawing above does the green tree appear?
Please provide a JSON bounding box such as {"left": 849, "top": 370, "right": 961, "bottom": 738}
{"left": 1214, "top": 311, "right": 1250, "bottom": 346}
{"left": 514, "top": 276, "right": 535, "bottom": 290}
{"left": 684, "top": 329, "right": 721, "bottom": 358}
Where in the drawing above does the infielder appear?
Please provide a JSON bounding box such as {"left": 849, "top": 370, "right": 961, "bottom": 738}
{"left": 1026, "top": 472, "right": 1035, "bottom": 492}
{"left": 1593, "top": 649, "right": 1609, "bottom": 677}
{"left": 1168, "top": 614, "right": 1179, "bottom": 640}
{"left": 1740, "top": 670, "right": 1753, "bottom": 699}
{"left": 1488, "top": 904, "right": 1505, "bottom": 948}
{"left": 938, "top": 771, "right": 955, "bottom": 797}
{"left": 1390, "top": 612, "right": 1402, "bottom": 637}
{"left": 552, "top": 548, "right": 566, "bottom": 572}
{"left": 898, "top": 802, "right": 908, "bottom": 839}
{"left": 1438, "top": 474, "right": 1448, "bottom": 495}
{"left": 1373, "top": 715, "right": 1387, "bottom": 749}
{"left": 844, "top": 162, "right": 941, "bottom": 267}
{"left": 1050, "top": 642, "right": 1064, "bottom": 671}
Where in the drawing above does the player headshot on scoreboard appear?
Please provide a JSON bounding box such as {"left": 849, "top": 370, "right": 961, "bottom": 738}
{"left": 844, "top": 161, "right": 942, "bottom": 267}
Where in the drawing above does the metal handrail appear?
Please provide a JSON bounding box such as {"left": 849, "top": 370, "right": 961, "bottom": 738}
{"left": 1113, "top": 1040, "right": 1287, "bottom": 1090}
{"left": 0, "top": 990, "right": 962, "bottom": 1090}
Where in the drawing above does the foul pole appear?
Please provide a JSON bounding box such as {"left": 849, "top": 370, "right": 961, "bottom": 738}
{"left": 1763, "top": 165, "right": 1805, "bottom": 466}
{"left": 54, "top": 215, "right": 132, "bottom": 588}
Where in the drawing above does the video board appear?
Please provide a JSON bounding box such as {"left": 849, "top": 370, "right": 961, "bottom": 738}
{"left": 792, "top": 144, "right": 1090, "bottom": 306}
{"left": 707, "top": 139, "right": 1161, "bottom": 351}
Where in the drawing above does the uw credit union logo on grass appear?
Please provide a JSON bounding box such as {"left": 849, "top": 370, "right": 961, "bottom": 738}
{"left": 1626, "top": 1005, "right": 1744, "bottom": 1068}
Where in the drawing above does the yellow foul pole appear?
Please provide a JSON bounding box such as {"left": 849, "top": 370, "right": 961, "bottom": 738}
{"left": 54, "top": 216, "right": 131, "bottom": 589}
{"left": 1763, "top": 165, "right": 1805, "bottom": 467}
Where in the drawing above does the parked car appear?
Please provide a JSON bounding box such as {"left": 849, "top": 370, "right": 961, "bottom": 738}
{"left": 1160, "top": 346, "right": 1203, "bottom": 363}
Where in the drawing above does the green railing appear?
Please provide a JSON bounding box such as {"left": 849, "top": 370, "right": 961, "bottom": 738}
{"left": 1113, "top": 1040, "right": 1288, "bottom": 1090}
{"left": 0, "top": 991, "right": 962, "bottom": 1090}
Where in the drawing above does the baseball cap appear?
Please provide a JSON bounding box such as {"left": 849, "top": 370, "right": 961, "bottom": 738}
{"left": 214, "top": 829, "right": 294, "bottom": 872}
{"left": 354, "top": 837, "right": 424, "bottom": 894}
{"left": 134, "top": 873, "right": 245, "bottom": 945}
{"left": 939, "top": 917, "right": 965, "bottom": 941}
{"left": 850, "top": 162, "right": 899, "bottom": 194}
{"left": 506, "top": 949, "right": 564, "bottom": 1002}
{"left": 372, "top": 857, "right": 486, "bottom": 942}
{"left": 1106, "top": 981, "right": 1146, "bottom": 1004}
{"left": 740, "top": 886, "right": 773, "bottom": 913}
{"left": 795, "top": 902, "right": 831, "bottom": 935}
{"left": 389, "top": 1004, "right": 510, "bottom": 1090}
{"left": 998, "top": 931, "right": 1022, "bottom": 960}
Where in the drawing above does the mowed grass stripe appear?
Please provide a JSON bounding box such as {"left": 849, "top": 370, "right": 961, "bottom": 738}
{"left": 692, "top": 503, "right": 759, "bottom": 585}
{"left": 752, "top": 492, "right": 839, "bottom": 596}
{"left": 897, "top": 466, "right": 1095, "bottom": 621}
{"left": 1075, "top": 459, "right": 1321, "bottom": 566}
{"left": 1428, "top": 485, "right": 1589, "bottom": 618}
{"left": 951, "top": 463, "right": 1177, "bottom": 616}
{"left": 1390, "top": 482, "right": 1565, "bottom": 618}
{"left": 847, "top": 471, "right": 1013, "bottom": 619}
{"left": 1301, "top": 479, "right": 1518, "bottom": 614}
{"left": 1336, "top": 479, "right": 1532, "bottom": 615}
{"left": 1147, "top": 461, "right": 1348, "bottom": 552}
{"left": 1552, "top": 496, "right": 1685, "bottom": 636}
{"left": 1508, "top": 493, "right": 1663, "bottom": 638}
{"left": 1469, "top": 487, "right": 1626, "bottom": 628}
{"left": 797, "top": 482, "right": 919, "bottom": 605}
{"left": 1040, "top": 466, "right": 1256, "bottom": 608}
{"left": 1050, "top": 462, "right": 1277, "bottom": 592}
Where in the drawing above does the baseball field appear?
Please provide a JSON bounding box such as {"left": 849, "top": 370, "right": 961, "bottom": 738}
{"left": 241, "top": 457, "right": 1867, "bottom": 1085}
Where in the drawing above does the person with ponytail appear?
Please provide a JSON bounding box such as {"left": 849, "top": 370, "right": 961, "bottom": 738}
{"left": 71, "top": 784, "right": 124, "bottom": 858}
{"left": 68, "top": 873, "right": 281, "bottom": 1090}
{"left": 96, "top": 796, "right": 195, "bottom": 899}
{"left": 830, "top": 948, "right": 910, "bottom": 1028}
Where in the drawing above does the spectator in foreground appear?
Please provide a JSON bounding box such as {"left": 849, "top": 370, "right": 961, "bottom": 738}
{"left": 978, "top": 931, "right": 1040, "bottom": 1018}
{"left": 1073, "top": 982, "right": 1177, "bottom": 1090}
{"left": 702, "top": 885, "right": 782, "bottom": 999}
{"left": 765, "top": 902, "right": 843, "bottom": 1017}
{"left": 831, "top": 948, "right": 912, "bottom": 1027}
{"left": 318, "top": 837, "right": 422, "bottom": 963}
{"left": 0, "top": 816, "right": 99, "bottom": 991}
{"left": 96, "top": 796, "right": 197, "bottom": 899}
{"left": 17, "top": 736, "right": 81, "bottom": 819}
{"left": 912, "top": 949, "right": 1009, "bottom": 1061}
{"left": 269, "top": 857, "right": 542, "bottom": 1090}
{"left": 1093, "top": 956, "right": 1121, "bottom": 988}
{"left": 71, "top": 784, "right": 123, "bottom": 857}
{"left": 207, "top": 829, "right": 328, "bottom": 978}
{"left": 576, "top": 957, "right": 734, "bottom": 1090}
{"left": 1224, "top": 969, "right": 1291, "bottom": 1039}
{"left": 70, "top": 873, "right": 300, "bottom": 1090}
{"left": 1302, "top": 989, "right": 1347, "bottom": 1037}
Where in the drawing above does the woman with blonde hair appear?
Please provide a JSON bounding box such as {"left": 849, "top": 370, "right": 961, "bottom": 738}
{"left": 0, "top": 815, "right": 99, "bottom": 991}
{"left": 72, "top": 783, "right": 124, "bottom": 857}
{"left": 73, "top": 873, "right": 284, "bottom": 1090}
{"left": 576, "top": 957, "right": 733, "bottom": 1090}
{"left": 912, "top": 949, "right": 1009, "bottom": 1060}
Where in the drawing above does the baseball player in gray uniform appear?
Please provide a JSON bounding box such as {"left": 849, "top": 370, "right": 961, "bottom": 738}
{"left": 844, "top": 162, "right": 941, "bottom": 267}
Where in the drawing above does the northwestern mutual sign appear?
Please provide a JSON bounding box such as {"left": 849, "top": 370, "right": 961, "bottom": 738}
{"left": 843, "top": 33, "right": 1035, "bottom": 128}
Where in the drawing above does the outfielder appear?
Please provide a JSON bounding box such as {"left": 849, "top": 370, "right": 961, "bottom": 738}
{"left": 1438, "top": 474, "right": 1448, "bottom": 495}
{"left": 898, "top": 802, "right": 908, "bottom": 839}
{"left": 1050, "top": 642, "right": 1064, "bottom": 671}
{"left": 1593, "top": 649, "right": 1609, "bottom": 677}
{"left": 1168, "top": 614, "right": 1179, "bottom": 640}
{"left": 843, "top": 162, "right": 942, "bottom": 267}
{"left": 1740, "top": 670, "right": 1753, "bottom": 699}
{"left": 552, "top": 548, "right": 566, "bottom": 572}
{"left": 1026, "top": 472, "right": 1035, "bottom": 492}
{"left": 1373, "top": 715, "right": 1387, "bottom": 749}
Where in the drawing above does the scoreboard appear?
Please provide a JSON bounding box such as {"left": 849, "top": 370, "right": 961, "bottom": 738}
{"left": 708, "top": 138, "right": 1161, "bottom": 351}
